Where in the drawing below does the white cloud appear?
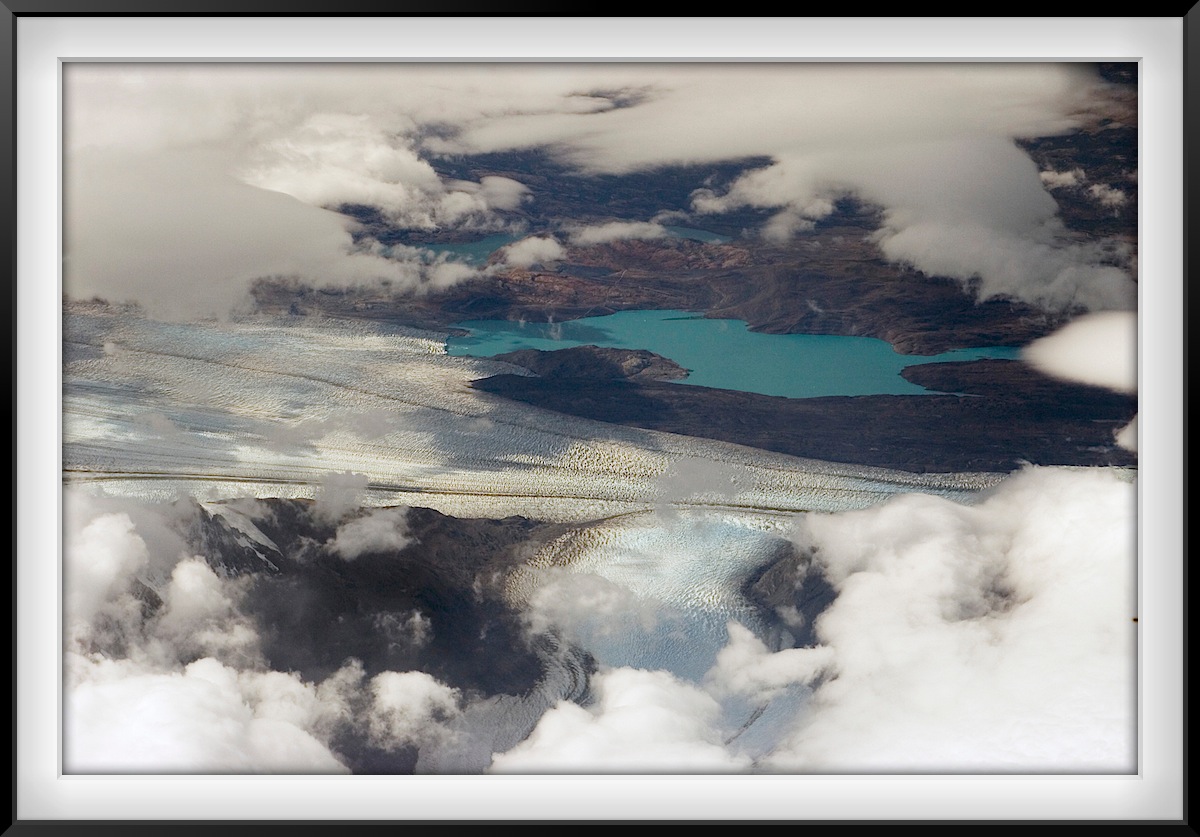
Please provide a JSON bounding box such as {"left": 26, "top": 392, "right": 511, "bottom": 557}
{"left": 523, "top": 568, "right": 662, "bottom": 642}
{"left": 759, "top": 466, "right": 1136, "bottom": 772}
{"left": 60, "top": 488, "right": 486, "bottom": 775}
{"left": 65, "top": 654, "right": 351, "bottom": 774}
{"left": 61, "top": 457, "right": 1139, "bottom": 775}
{"left": 704, "top": 621, "right": 834, "bottom": 702}
{"left": 441, "top": 63, "right": 1134, "bottom": 312}
{"left": 326, "top": 506, "right": 412, "bottom": 560}
{"left": 1114, "top": 415, "right": 1137, "bottom": 451}
{"left": 64, "top": 511, "right": 150, "bottom": 647}
{"left": 61, "top": 491, "right": 358, "bottom": 774}
{"left": 1022, "top": 309, "right": 1138, "bottom": 461}
{"left": 1022, "top": 310, "right": 1138, "bottom": 393}
{"left": 1040, "top": 168, "right": 1086, "bottom": 189}
{"left": 1088, "top": 183, "right": 1128, "bottom": 208}
{"left": 653, "top": 457, "right": 744, "bottom": 504}
{"left": 153, "top": 558, "right": 261, "bottom": 665}
{"left": 567, "top": 220, "right": 668, "bottom": 246}
{"left": 313, "top": 470, "right": 369, "bottom": 522}
{"left": 373, "top": 610, "right": 433, "bottom": 650}
{"left": 688, "top": 136, "right": 1135, "bottom": 310}
{"left": 873, "top": 218, "right": 1135, "bottom": 311}
{"left": 63, "top": 147, "right": 438, "bottom": 320}
{"left": 501, "top": 236, "right": 565, "bottom": 268}
{"left": 488, "top": 667, "right": 752, "bottom": 773}
{"left": 366, "top": 670, "right": 462, "bottom": 750}
{"left": 441, "top": 65, "right": 1095, "bottom": 172}
{"left": 260, "top": 407, "right": 404, "bottom": 454}
{"left": 242, "top": 112, "right": 529, "bottom": 230}
{"left": 425, "top": 258, "right": 482, "bottom": 290}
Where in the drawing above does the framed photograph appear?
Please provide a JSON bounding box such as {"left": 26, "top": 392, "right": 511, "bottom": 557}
{"left": 15, "top": 14, "right": 1186, "bottom": 823}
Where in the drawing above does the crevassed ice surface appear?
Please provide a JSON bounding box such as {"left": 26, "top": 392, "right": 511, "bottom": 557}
{"left": 508, "top": 509, "right": 790, "bottom": 677}
{"left": 63, "top": 305, "right": 1003, "bottom": 521}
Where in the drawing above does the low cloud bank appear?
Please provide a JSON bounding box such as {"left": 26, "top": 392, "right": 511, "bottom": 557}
{"left": 63, "top": 462, "right": 1135, "bottom": 775}
{"left": 765, "top": 465, "right": 1136, "bottom": 772}
{"left": 62, "top": 488, "right": 462, "bottom": 773}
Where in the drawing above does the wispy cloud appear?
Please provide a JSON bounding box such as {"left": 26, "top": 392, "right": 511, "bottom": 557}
{"left": 567, "top": 220, "right": 669, "bottom": 246}
{"left": 326, "top": 506, "right": 412, "bottom": 560}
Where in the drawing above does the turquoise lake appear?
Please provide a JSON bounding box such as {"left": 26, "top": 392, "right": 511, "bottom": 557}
{"left": 446, "top": 309, "right": 1021, "bottom": 399}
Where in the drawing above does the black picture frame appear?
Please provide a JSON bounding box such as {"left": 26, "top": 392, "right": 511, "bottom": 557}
{"left": 6, "top": 11, "right": 1191, "bottom": 829}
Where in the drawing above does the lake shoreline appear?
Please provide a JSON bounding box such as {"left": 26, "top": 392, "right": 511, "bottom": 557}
{"left": 445, "top": 308, "right": 1021, "bottom": 400}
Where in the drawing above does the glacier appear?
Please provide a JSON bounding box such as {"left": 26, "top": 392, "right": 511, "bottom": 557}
{"left": 62, "top": 304, "right": 1046, "bottom": 774}
{"left": 63, "top": 304, "right": 1004, "bottom": 519}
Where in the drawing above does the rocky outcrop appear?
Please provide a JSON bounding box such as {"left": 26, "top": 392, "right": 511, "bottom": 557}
{"left": 493, "top": 345, "right": 689, "bottom": 382}
{"left": 164, "top": 497, "right": 601, "bottom": 774}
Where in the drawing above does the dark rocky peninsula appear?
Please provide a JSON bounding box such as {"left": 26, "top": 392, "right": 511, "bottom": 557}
{"left": 471, "top": 347, "right": 1136, "bottom": 474}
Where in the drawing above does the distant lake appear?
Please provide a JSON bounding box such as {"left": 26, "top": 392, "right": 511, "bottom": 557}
{"left": 418, "top": 233, "right": 522, "bottom": 266}
{"left": 416, "top": 226, "right": 731, "bottom": 266}
{"left": 446, "top": 309, "right": 1020, "bottom": 399}
{"left": 662, "top": 226, "right": 731, "bottom": 244}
